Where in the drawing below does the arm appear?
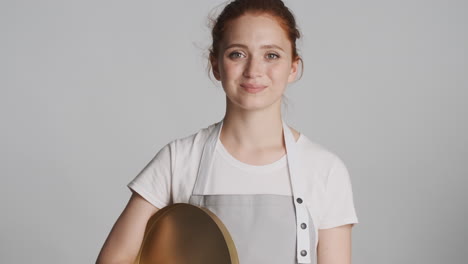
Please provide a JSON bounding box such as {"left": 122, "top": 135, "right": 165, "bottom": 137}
{"left": 317, "top": 224, "right": 354, "bottom": 264}
{"left": 96, "top": 191, "right": 159, "bottom": 264}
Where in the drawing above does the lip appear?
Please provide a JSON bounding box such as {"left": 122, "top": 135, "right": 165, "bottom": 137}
{"left": 240, "top": 83, "right": 267, "bottom": 93}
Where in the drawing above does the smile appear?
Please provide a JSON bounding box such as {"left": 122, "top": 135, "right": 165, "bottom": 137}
{"left": 240, "top": 83, "right": 267, "bottom": 94}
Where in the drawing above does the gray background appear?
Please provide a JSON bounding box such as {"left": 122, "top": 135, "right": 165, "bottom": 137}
{"left": 1, "top": 0, "right": 467, "bottom": 263}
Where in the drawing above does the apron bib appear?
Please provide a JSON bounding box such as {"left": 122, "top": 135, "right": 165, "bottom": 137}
{"left": 188, "top": 118, "right": 316, "bottom": 264}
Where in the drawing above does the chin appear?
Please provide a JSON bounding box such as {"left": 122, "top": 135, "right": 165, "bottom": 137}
{"left": 227, "top": 95, "right": 280, "bottom": 112}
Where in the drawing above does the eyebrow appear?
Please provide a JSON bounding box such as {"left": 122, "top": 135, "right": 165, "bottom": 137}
{"left": 224, "top": 43, "right": 285, "bottom": 52}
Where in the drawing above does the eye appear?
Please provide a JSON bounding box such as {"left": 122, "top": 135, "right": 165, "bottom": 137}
{"left": 266, "top": 53, "right": 280, "bottom": 60}
{"left": 228, "top": 51, "right": 245, "bottom": 59}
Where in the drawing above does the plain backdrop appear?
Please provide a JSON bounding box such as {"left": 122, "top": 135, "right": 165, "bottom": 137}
{"left": 1, "top": 0, "right": 467, "bottom": 263}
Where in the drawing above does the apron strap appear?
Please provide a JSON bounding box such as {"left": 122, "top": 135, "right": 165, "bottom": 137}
{"left": 191, "top": 119, "right": 224, "bottom": 196}
{"left": 282, "top": 119, "right": 312, "bottom": 263}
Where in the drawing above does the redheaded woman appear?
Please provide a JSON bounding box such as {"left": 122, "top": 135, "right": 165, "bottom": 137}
{"left": 97, "top": 1, "right": 358, "bottom": 263}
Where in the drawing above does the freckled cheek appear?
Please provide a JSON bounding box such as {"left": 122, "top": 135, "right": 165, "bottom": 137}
{"left": 222, "top": 62, "right": 244, "bottom": 79}
{"left": 268, "top": 66, "right": 289, "bottom": 81}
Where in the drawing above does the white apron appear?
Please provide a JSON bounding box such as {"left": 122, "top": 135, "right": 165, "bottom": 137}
{"left": 188, "top": 118, "right": 316, "bottom": 263}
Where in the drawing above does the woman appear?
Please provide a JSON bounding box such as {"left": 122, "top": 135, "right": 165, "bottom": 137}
{"left": 96, "top": 0, "right": 358, "bottom": 263}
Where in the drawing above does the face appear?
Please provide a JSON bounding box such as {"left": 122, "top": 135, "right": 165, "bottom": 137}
{"left": 211, "top": 13, "right": 299, "bottom": 111}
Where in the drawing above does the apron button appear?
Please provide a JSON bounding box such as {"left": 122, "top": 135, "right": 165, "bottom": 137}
{"left": 301, "top": 223, "right": 307, "bottom": 229}
{"left": 296, "top": 198, "right": 303, "bottom": 204}
{"left": 300, "top": 250, "right": 308, "bottom": 256}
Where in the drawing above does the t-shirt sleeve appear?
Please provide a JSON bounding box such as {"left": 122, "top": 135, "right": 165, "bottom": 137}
{"left": 318, "top": 155, "right": 359, "bottom": 229}
{"left": 127, "top": 142, "right": 174, "bottom": 209}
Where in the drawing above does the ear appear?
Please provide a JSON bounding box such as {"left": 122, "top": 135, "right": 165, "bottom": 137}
{"left": 287, "top": 57, "right": 299, "bottom": 83}
{"left": 210, "top": 55, "right": 221, "bottom": 81}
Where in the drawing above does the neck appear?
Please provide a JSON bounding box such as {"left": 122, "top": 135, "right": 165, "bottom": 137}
{"left": 219, "top": 97, "right": 284, "bottom": 151}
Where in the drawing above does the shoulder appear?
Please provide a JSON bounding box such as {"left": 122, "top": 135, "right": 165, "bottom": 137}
{"left": 297, "top": 134, "right": 341, "bottom": 164}
{"left": 171, "top": 121, "right": 218, "bottom": 151}
{"left": 296, "top": 133, "right": 349, "bottom": 185}
{"left": 160, "top": 120, "right": 220, "bottom": 166}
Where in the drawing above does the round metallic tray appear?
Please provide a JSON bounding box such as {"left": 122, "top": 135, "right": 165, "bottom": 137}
{"left": 134, "top": 203, "right": 239, "bottom": 264}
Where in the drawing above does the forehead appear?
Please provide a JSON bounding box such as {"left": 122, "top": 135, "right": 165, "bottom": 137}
{"left": 221, "top": 13, "right": 291, "bottom": 51}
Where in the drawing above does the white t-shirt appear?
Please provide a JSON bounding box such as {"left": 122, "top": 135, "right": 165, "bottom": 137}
{"left": 127, "top": 122, "right": 359, "bottom": 233}
{"left": 202, "top": 136, "right": 293, "bottom": 195}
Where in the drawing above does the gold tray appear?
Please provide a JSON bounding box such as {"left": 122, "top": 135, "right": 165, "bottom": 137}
{"left": 134, "top": 203, "right": 239, "bottom": 264}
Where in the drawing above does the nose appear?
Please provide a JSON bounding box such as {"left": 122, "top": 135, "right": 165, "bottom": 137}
{"left": 243, "top": 56, "right": 263, "bottom": 78}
